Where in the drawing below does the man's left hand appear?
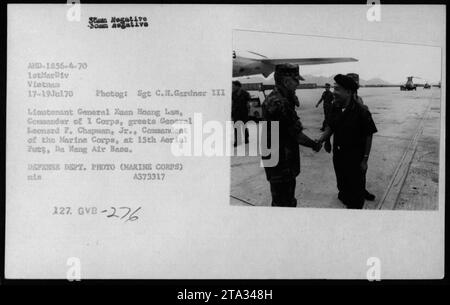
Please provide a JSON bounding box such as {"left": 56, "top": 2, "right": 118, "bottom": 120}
{"left": 360, "top": 160, "right": 368, "bottom": 173}
{"left": 312, "top": 140, "right": 322, "bottom": 152}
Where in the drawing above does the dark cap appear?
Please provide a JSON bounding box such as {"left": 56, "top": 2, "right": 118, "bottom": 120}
{"left": 232, "top": 80, "right": 242, "bottom": 87}
{"left": 274, "top": 63, "right": 305, "bottom": 81}
{"left": 334, "top": 74, "right": 359, "bottom": 92}
{"left": 346, "top": 73, "right": 360, "bottom": 86}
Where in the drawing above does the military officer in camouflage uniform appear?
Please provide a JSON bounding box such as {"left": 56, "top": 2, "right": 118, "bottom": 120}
{"left": 262, "top": 63, "right": 322, "bottom": 207}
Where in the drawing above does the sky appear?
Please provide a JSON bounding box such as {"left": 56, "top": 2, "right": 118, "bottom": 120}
{"left": 233, "top": 30, "right": 442, "bottom": 84}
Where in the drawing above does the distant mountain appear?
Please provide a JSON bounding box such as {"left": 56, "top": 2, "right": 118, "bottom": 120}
{"left": 303, "top": 74, "right": 393, "bottom": 86}
{"left": 237, "top": 74, "right": 393, "bottom": 86}
{"left": 361, "top": 78, "right": 392, "bottom": 86}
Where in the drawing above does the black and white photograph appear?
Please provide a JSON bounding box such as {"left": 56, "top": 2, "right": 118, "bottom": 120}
{"left": 231, "top": 30, "right": 442, "bottom": 210}
{"left": 3, "top": 3, "right": 446, "bottom": 283}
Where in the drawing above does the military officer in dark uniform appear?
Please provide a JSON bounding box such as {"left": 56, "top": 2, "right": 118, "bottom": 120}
{"left": 262, "top": 64, "right": 322, "bottom": 207}
{"left": 346, "top": 73, "right": 376, "bottom": 201}
{"left": 318, "top": 74, "right": 377, "bottom": 209}
{"left": 232, "top": 80, "right": 251, "bottom": 146}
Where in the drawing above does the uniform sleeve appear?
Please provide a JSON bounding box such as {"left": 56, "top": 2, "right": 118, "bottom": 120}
{"left": 361, "top": 109, "right": 378, "bottom": 136}
{"left": 262, "top": 96, "right": 281, "bottom": 120}
{"left": 262, "top": 96, "right": 303, "bottom": 141}
{"left": 327, "top": 103, "right": 341, "bottom": 131}
{"left": 279, "top": 100, "right": 304, "bottom": 141}
{"left": 231, "top": 95, "right": 238, "bottom": 120}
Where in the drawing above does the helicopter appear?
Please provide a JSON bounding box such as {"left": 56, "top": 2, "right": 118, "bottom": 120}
{"left": 400, "top": 76, "right": 421, "bottom": 91}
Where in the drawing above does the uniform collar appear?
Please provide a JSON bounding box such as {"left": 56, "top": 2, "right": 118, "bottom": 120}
{"left": 275, "top": 85, "right": 298, "bottom": 104}
{"left": 275, "top": 85, "right": 289, "bottom": 98}
{"left": 341, "top": 96, "right": 356, "bottom": 112}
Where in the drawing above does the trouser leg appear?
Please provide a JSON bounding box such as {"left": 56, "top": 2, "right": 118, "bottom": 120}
{"left": 233, "top": 121, "right": 239, "bottom": 145}
{"left": 243, "top": 118, "right": 249, "bottom": 143}
{"left": 346, "top": 168, "right": 365, "bottom": 209}
{"left": 340, "top": 160, "right": 365, "bottom": 209}
{"left": 323, "top": 106, "right": 331, "bottom": 130}
{"left": 270, "top": 178, "right": 297, "bottom": 207}
{"left": 363, "top": 174, "right": 368, "bottom": 194}
{"left": 332, "top": 153, "right": 345, "bottom": 194}
{"left": 234, "top": 121, "right": 244, "bottom": 145}
{"left": 234, "top": 120, "right": 249, "bottom": 145}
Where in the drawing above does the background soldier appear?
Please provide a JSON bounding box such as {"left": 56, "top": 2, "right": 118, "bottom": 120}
{"left": 316, "top": 83, "right": 334, "bottom": 131}
{"left": 262, "top": 63, "right": 322, "bottom": 207}
{"left": 315, "top": 83, "right": 333, "bottom": 152}
{"left": 318, "top": 74, "right": 377, "bottom": 209}
{"left": 232, "top": 80, "right": 250, "bottom": 146}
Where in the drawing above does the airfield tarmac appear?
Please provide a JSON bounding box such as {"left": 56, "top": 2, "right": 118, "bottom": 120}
{"left": 230, "top": 87, "right": 442, "bottom": 210}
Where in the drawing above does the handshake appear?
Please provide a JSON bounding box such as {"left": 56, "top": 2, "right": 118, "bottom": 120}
{"left": 312, "top": 139, "right": 322, "bottom": 152}
{"left": 299, "top": 130, "right": 331, "bottom": 153}
{"left": 311, "top": 137, "right": 332, "bottom": 153}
